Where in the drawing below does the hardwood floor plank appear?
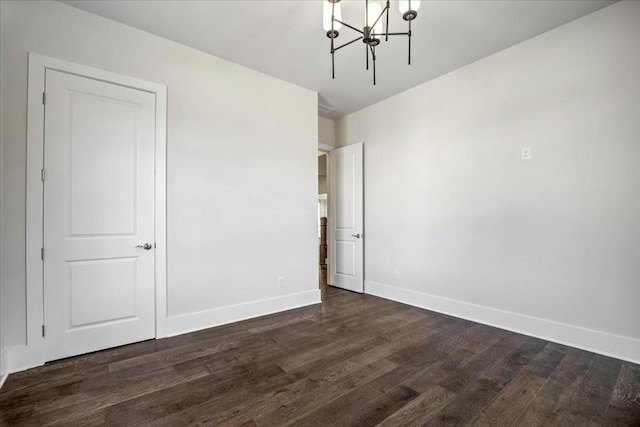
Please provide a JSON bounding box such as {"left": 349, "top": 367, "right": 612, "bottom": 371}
{"left": 364, "top": 325, "right": 506, "bottom": 398}
{"left": 401, "top": 325, "right": 509, "bottom": 394}
{"left": 277, "top": 332, "right": 388, "bottom": 372}
{"left": 435, "top": 333, "right": 529, "bottom": 394}
{"left": 103, "top": 363, "right": 284, "bottom": 425}
{"left": 469, "top": 344, "right": 565, "bottom": 426}
{"left": 557, "top": 353, "right": 623, "bottom": 426}
{"left": 144, "top": 364, "right": 320, "bottom": 426}
{"left": 254, "top": 358, "right": 398, "bottom": 426}
{"left": 283, "top": 384, "right": 383, "bottom": 426}
{"left": 376, "top": 385, "right": 457, "bottom": 427}
{"left": 603, "top": 361, "right": 640, "bottom": 426}
{"left": 0, "top": 402, "right": 36, "bottom": 425}
{"left": 425, "top": 336, "right": 547, "bottom": 425}
{"left": 471, "top": 372, "right": 546, "bottom": 426}
{"left": 203, "top": 378, "right": 319, "bottom": 426}
{"left": 107, "top": 365, "right": 290, "bottom": 425}
{"left": 339, "top": 385, "right": 419, "bottom": 426}
{"left": 49, "top": 408, "right": 107, "bottom": 427}
{"left": 14, "top": 364, "right": 209, "bottom": 426}
{"left": 107, "top": 330, "right": 258, "bottom": 373}
{"left": 522, "top": 345, "right": 567, "bottom": 378}
{"left": 385, "top": 317, "right": 474, "bottom": 368}
{"left": 515, "top": 348, "right": 596, "bottom": 426}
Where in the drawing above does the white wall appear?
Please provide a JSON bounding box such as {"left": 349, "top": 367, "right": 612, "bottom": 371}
{"left": 338, "top": 1, "right": 640, "bottom": 363}
{"left": 318, "top": 116, "right": 336, "bottom": 149}
{"left": 318, "top": 154, "right": 328, "bottom": 194}
{"left": 0, "top": 0, "right": 8, "bottom": 383}
{"left": 317, "top": 117, "right": 334, "bottom": 195}
{"left": 0, "top": 0, "right": 319, "bottom": 372}
{"left": 0, "top": 21, "right": 4, "bottom": 381}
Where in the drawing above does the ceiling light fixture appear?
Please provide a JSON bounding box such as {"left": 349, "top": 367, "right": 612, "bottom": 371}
{"left": 323, "top": 0, "right": 420, "bottom": 85}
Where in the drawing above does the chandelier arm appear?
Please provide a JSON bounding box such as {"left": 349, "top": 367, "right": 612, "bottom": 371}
{"left": 370, "top": 45, "right": 377, "bottom": 85}
{"left": 408, "top": 20, "right": 412, "bottom": 65}
{"left": 334, "top": 19, "right": 364, "bottom": 35}
{"left": 333, "top": 36, "right": 364, "bottom": 52}
{"left": 369, "top": 5, "right": 388, "bottom": 33}
{"left": 331, "top": 37, "right": 335, "bottom": 79}
{"left": 385, "top": 0, "right": 390, "bottom": 41}
{"left": 385, "top": 32, "right": 410, "bottom": 36}
{"left": 366, "top": 44, "right": 369, "bottom": 70}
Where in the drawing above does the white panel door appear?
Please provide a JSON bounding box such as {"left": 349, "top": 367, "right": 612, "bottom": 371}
{"left": 328, "top": 143, "right": 364, "bottom": 293}
{"left": 43, "top": 69, "right": 156, "bottom": 361}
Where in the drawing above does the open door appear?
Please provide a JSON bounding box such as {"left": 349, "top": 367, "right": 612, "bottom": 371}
{"left": 328, "top": 143, "right": 364, "bottom": 293}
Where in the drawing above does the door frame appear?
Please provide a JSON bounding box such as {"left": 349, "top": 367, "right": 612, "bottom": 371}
{"left": 25, "top": 53, "right": 168, "bottom": 368}
{"left": 317, "top": 150, "right": 330, "bottom": 282}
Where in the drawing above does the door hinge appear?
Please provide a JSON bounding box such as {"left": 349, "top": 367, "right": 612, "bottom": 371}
{"left": 41, "top": 247, "right": 45, "bottom": 260}
{"left": 42, "top": 92, "right": 46, "bottom": 105}
{"left": 41, "top": 169, "right": 46, "bottom": 182}
{"left": 42, "top": 325, "right": 45, "bottom": 337}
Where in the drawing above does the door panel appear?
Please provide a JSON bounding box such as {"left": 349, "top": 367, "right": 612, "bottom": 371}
{"left": 69, "top": 92, "right": 137, "bottom": 236}
{"left": 335, "top": 154, "right": 356, "bottom": 229}
{"left": 335, "top": 240, "right": 356, "bottom": 276}
{"left": 43, "top": 69, "right": 156, "bottom": 361}
{"left": 68, "top": 258, "right": 137, "bottom": 328}
{"left": 329, "top": 143, "right": 364, "bottom": 293}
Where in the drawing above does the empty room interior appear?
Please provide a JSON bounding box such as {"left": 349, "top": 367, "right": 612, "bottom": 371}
{"left": 1, "top": 0, "right": 639, "bottom": 425}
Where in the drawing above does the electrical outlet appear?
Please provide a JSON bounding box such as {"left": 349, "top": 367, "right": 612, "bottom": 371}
{"left": 393, "top": 270, "right": 400, "bottom": 281}
{"left": 521, "top": 147, "right": 532, "bottom": 160}
{"left": 277, "top": 276, "right": 285, "bottom": 288}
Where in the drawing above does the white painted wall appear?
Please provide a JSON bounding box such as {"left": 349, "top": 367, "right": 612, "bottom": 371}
{"left": 318, "top": 116, "right": 336, "bottom": 149}
{"left": 338, "top": 1, "right": 640, "bottom": 362}
{"left": 318, "top": 117, "right": 333, "bottom": 195}
{"left": 0, "top": 24, "right": 4, "bottom": 381}
{"left": 318, "top": 154, "right": 328, "bottom": 194}
{"left": 0, "top": 1, "right": 7, "bottom": 383}
{"left": 0, "top": 0, "right": 319, "bottom": 371}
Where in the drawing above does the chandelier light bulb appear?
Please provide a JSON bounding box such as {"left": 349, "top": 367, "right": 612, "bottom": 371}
{"left": 399, "top": 0, "right": 420, "bottom": 20}
{"left": 323, "top": 0, "right": 342, "bottom": 32}
{"left": 366, "top": 2, "right": 384, "bottom": 34}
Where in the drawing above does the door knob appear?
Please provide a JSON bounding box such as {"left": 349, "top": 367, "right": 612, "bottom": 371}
{"left": 352, "top": 234, "right": 362, "bottom": 238}
{"left": 136, "top": 243, "right": 153, "bottom": 250}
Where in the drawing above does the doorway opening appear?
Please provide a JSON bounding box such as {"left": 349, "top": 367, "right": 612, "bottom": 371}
{"left": 318, "top": 151, "right": 329, "bottom": 296}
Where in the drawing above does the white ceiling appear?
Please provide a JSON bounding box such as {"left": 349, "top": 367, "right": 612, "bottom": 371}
{"left": 61, "top": 0, "right": 615, "bottom": 118}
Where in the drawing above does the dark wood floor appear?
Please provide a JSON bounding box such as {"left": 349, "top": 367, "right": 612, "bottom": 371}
{"left": 1, "top": 271, "right": 639, "bottom": 426}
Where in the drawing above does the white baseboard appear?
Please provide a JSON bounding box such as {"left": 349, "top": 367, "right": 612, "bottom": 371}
{"left": 2, "top": 345, "right": 31, "bottom": 379}
{"left": 0, "top": 346, "right": 28, "bottom": 389}
{"left": 365, "top": 281, "right": 640, "bottom": 365}
{"left": 164, "top": 289, "right": 322, "bottom": 337}
{"left": 0, "top": 347, "right": 8, "bottom": 388}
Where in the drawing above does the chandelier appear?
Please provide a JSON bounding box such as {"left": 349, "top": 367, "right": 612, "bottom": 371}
{"left": 323, "top": 0, "right": 421, "bottom": 85}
